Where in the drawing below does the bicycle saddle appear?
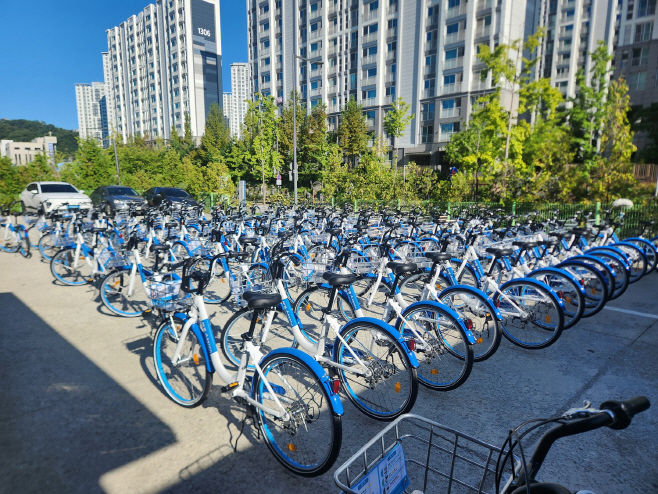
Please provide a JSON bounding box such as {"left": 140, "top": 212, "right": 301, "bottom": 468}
{"left": 548, "top": 231, "right": 571, "bottom": 239}
{"left": 322, "top": 272, "right": 357, "bottom": 286}
{"left": 239, "top": 236, "right": 258, "bottom": 245}
{"left": 538, "top": 238, "right": 559, "bottom": 246}
{"left": 243, "top": 292, "right": 282, "bottom": 309}
{"left": 386, "top": 261, "right": 418, "bottom": 275}
{"left": 150, "top": 244, "right": 170, "bottom": 252}
{"left": 91, "top": 227, "right": 108, "bottom": 233}
{"left": 198, "top": 219, "right": 211, "bottom": 226}
{"left": 328, "top": 228, "right": 342, "bottom": 236}
{"left": 512, "top": 241, "right": 538, "bottom": 250}
{"left": 165, "top": 222, "right": 178, "bottom": 229}
{"left": 425, "top": 252, "right": 451, "bottom": 262}
{"left": 485, "top": 247, "right": 513, "bottom": 257}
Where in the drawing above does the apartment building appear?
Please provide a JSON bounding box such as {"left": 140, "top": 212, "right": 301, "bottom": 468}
{"left": 613, "top": 0, "right": 658, "bottom": 107}
{"left": 528, "top": 0, "right": 618, "bottom": 100}
{"left": 103, "top": 0, "right": 222, "bottom": 143}
{"left": 75, "top": 82, "right": 111, "bottom": 146}
{"left": 0, "top": 136, "right": 57, "bottom": 166}
{"left": 247, "top": 0, "right": 526, "bottom": 169}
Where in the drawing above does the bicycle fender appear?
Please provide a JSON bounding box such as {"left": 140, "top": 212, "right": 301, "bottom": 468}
{"left": 334, "top": 317, "right": 420, "bottom": 368}
{"left": 586, "top": 246, "right": 632, "bottom": 268}
{"left": 499, "top": 277, "right": 565, "bottom": 309}
{"left": 569, "top": 255, "right": 617, "bottom": 280}
{"left": 172, "top": 240, "right": 191, "bottom": 256}
{"left": 255, "top": 347, "right": 344, "bottom": 416}
{"left": 527, "top": 267, "right": 587, "bottom": 295}
{"left": 175, "top": 319, "right": 214, "bottom": 373}
{"left": 611, "top": 241, "right": 649, "bottom": 263}
{"left": 437, "top": 284, "right": 503, "bottom": 321}
{"left": 401, "top": 300, "right": 477, "bottom": 344}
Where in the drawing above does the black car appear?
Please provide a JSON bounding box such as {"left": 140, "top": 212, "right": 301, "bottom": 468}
{"left": 89, "top": 186, "right": 146, "bottom": 213}
{"left": 143, "top": 187, "right": 199, "bottom": 208}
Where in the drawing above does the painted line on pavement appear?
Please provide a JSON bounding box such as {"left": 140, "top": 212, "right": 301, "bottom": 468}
{"left": 603, "top": 306, "right": 658, "bottom": 319}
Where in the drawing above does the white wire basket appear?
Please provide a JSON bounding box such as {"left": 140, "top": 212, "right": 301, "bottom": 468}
{"left": 347, "top": 249, "right": 381, "bottom": 274}
{"left": 334, "top": 414, "right": 519, "bottom": 494}
{"left": 231, "top": 269, "right": 276, "bottom": 308}
{"left": 301, "top": 250, "right": 334, "bottom": 284}
{"left": 98, "top": 247, "right": 130, "bottom": 269}
{"left": 146, "top": 278, "right": 193, "bottom": 311}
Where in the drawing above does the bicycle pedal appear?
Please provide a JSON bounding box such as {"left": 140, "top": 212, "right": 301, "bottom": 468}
{"left": 220, "top": 382, "right": 240, "bottom": 394}
{"left": 142, "top": 309, "right": 153, "bottom": 318}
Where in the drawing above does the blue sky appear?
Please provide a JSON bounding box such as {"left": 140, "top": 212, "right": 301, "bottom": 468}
{"left": 0, "top": 0, "right": 247, "bottom": 130}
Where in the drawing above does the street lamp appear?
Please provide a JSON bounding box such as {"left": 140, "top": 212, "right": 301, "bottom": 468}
{"left": 293, "top": 54, "right": 323, "bottom": 205}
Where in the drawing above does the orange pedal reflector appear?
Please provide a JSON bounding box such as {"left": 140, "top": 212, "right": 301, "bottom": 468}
{"left": 288, "top": 444, "right": 297, "bottom": 452}
{"left": 306, "top": 303, "right": 311, "bottom": 311}
{"left": 430, "top": 369, "right": 439, "bottom": 375}
{"left": 193, "top": 354, "right": 200, "bottom": 365}
{"left": 592, "top": 288, "right": 597, "bottom": 294}
{"left": 566, "top": 296, "right": 572, "bottom": 304}
{"left": 394, "top": 382, "right": 401, "bottom": 393}
{"left": 221, "top": 278, "right": 226, "bottom": 283}
{"left": 545, "top": 315, "right": 551, "bottom": 323}
{"left": 476, "top": 338, "right": 483, "bottom": 344}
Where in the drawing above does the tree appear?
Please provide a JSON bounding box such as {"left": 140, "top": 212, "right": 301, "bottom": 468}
{"left": 338, "top": 99, "right": 370, "bottom": 166}
{"left": 383, "top": 98, "right": 414, "bottom": 180}
{"left": 200, "top": 102, "right": 231, "bottom": 164}
{"left": 631, "top": 103, "right": 658, "bottom": 162}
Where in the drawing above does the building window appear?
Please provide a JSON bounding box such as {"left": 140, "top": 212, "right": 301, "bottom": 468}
{"left": 629, "top": 71, "right": 647, "bottom": 91}
{"left": 635, "top": 21, "right": 654, "bottom": 42}
{"left": 632, "top": 46, "right": 650, "bottom": 66}
{"left": 421, "top": 125, "right": 434, "bottom": 143}
{"left": 637, "top": 0, "right": 656, "bottom": 17}
{"left": 386, "top": 86, "right": 396, "bottom": 97}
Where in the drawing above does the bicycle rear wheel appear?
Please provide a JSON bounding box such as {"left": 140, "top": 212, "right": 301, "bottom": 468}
{"left": 397, "top": 303, "right": 474, "bottom": 389}
{"left": 38, "top": 232, "right": 59, "bottom": 260}
{"left": 50, "top": 248, "right": 94, "bottom": 286}
{"left": 334, "top": 320, "right": 418, "bottom": 420}
{"left": 527, "top": 270, "right": 585, "bottom": 330}
{"left": 253, "top": 352, "right": 342, "bottom": 477}
{"left": 190, "top": 257, "right": 232, "bottom": 304}
{"left": 152, "top": 317, "right": 212, "bottom": 408}
{"left": 494, "top": 280, "right": 564, "bottom": 350}
{"left": 558, "top": 261, "right": 608, "bottom": 318}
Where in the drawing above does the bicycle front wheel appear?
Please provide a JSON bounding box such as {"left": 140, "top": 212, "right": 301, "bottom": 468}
{"left": 253, "top": 352, "right": 342, "bottom": 477}
{"left": 38, "top": 232, "right": 59, "bottom": 260}
{"left": 50, "top": 248, "right": 94, "bottom": 286}
{"left": 100, "top": 269, "right": 150, "bottom": 317}
{"left": 190, "top": 257, "right": 232, "bottom": 304}
{"left": 397, "top": 302, "right": 474, "bottom": 389}
{"left": 334, "top": 320, "right": 418, "bottom": 420}
{"left": 494, "top": 280, "right": 564, "bottom": 350}
{"left": 153, "top": 317, "right": 212, "bottom": 408}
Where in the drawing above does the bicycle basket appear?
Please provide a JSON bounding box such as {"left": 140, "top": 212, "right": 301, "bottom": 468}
{"left": 146, "top": 278, "right": 193, "bottom": 311}
{"left": 301, "top": 250, "right": 334, "bottom": 284}
{"left": 335, "top": 414, "right": 518, "bottom": 494}
{"left": 347, "top": 249, "right": 381, "bottom": 274}
{"left": 231, "top": 269, "right": 276, "bottom": 308}
{"left": 98, "top": 247, "right": 130, "bottom": 268}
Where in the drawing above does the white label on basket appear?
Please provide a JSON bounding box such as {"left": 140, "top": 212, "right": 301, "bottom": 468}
{"left": 348, "top": 442, "right": 409, "bottom": 494}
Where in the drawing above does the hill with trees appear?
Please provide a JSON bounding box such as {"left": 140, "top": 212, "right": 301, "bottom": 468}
{"left": 0, "top": 119, "right": 78, "bottom": 156}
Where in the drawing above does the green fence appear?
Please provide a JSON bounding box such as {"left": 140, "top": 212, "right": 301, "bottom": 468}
{"left": 342, "top": 200, "right": 658, "bottom": 239}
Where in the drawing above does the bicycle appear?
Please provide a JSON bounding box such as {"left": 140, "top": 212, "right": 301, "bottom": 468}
{"left": 152, "top": 259, "right": 344, "bottom": 476}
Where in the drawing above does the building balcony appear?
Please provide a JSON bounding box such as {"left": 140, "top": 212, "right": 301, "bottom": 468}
{"left": 426, "top": 39, "right": 437, "bottom": 51}
{"left": 440, "top": 131, "right": 456, "bottom": 141}
{"left": 441, "top": 107, "right": 461, "bottom": 118}
{"left": 328, "top": 4, "right": 338, "bottom": 15}
{"left": 258, "top": 12, "right": 270, "bottom": 22}
{"left": 471, "top": 79, "right": 491, "bottom": 91}
{"left": 477, "top": 0, "right": 493, "bottom": 10}
{"left": 428, "top": 0, "right": 441, "bottom": 5}
{"left": 363, "top": 10, "right": 380, "bottom": 22}
{"left": 363, "top": 54, "right": 377, "bottom": 65}
{"left": 386, "top": 94, "right": 396, "bottom": 104}
{"left": 386, "top": 51, "right": 396, "bottom": 61}
{"left": 328, "top": 104, "right": 340, "bottom": 113}
{"left": 443, "top": 57, "right": 463, "bottom": 69}
{"left": 363, "top": 32, "right": 378, "bottom": 44}
{"left": 310, "top": 68, "right": 321, "bottom": 78}
{"left": 423, "top": 88, "right": 435, "bottom": 98}
{"left": 421, "top": 134, "right": 434, "bottom": 144}
{"left": 260, "top": 47, "right": 270, "bottom": 56}
{"left": 425, "top": 16, "right": 438, "bottom": 27}
{"left": 386, "top": 73, "right": 396, "bottom": 82}
{"left": 310, "top": 88, "right": 321, "bottom": 96}
{"left": 421, "top": 111, "right": 435, "bottom": 121}
{"left": 309, "top": 30, "right": 322, "bottom": 41}
{"left": 362, "top": 76, "right": 377, "bottom": 86}
{"left": 387, "top": 27, "right": 398, "bottom": 37}
{"left": 388, "top": 3, "right": 399, "bottom": 14}
{"left": 363, "top": 97, "right": 377, "bottom": 107}
{"left": 366, "top": 118, "right": 375, "bottom": 127}
{"left": 562, "top": 0, "right": 576, "bottom": 9}
{"left": 475, "top": 26, "right": 491, "bottom": 38}
{"left": 309, "top": 49, "right": 321, "bottom": 58}
{"left": 328, "top": 26, "right": 338, "bottom": 35}
{"left": 424, "top": 65, "right": 437, "bottom": 75}
{"left": 328, "top": 46, "right": 337, "bottom": 55}
{"left": 446, "top": 3, "right": 468, "bottom": 18}
{"left": 444, "top": 31, "right": 466, "bottom": 45}
{"left": 439, "top": 82, "right": 462, "bottom": 95}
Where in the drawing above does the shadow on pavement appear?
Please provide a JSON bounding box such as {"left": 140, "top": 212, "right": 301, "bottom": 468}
{"left": 0, "top": 293, "right": 176, "bottom": 494}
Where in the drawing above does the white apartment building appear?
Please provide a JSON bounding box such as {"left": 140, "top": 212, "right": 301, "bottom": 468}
{"left": 528, "top": 0, "right": 618, "bottom": 100}
{"left": 613, "top": 0, "right": 658, "bottom": 107}
{"left": 0, "top": 136, "right": 57, "bottom": 165}
{"left": 228, "top": 63, "right": 251, "bottom": 139}
{"left": 223, "top": 91, "right": 234, "bottom": 129}
{"left": 75, "top": 82, "right": 111, "bottom": 146}
{"left": 104, "top": 0, "right": 222, "bottom": 143}
{"left": 247, "top": 0, "right": 526, "bottom": 169}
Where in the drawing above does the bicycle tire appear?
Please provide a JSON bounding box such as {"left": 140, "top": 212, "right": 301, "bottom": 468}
{"left": 100, "top": 269, "right": 150, "bottom": 317}
{"left": 1, "top": 229, "right": 20, "bottom": 253}
{"left": 624, "top": 238, "right": 657, "bottom": 273}
{"left": 494, "top": 279, "right": 564, "bottom": 350}
{"left": 293, "top": 285, "right": 356, "bottom": 346}
{"left": 557, "top": 261, "right": 608, "bottom": 318}
{"left": 50, "top": 247, "right": 94, "bottom": 286}
{"left": 397, "top": 302, "right": 474, "bottom": 389}
{"left": 527, "top": 269, "right": 585, "bottom": 330}
{"left": 20, "top": 231, "right": 31, "bottom": 258}
{"left": 38, "top": 232, "right": 59, "bottom": 260}
{"left": 152, "top": 317, "right": 212, "bottom": 408}
{"left": 333, "top": 320, "right": 419, "bottom": 420}
{"left": 221, "top": 307, "right": 295, "bottom": 368}
{"left": 189, "top": 257, "right": 232, "bottom": 304}
{"left": 252, "top": 351, "right": 342, "bottom": 477}
{"left": 586, "top": 250, "right": 630, "bottom": 300}
{"left": 437, "top": 287, "right": 502, "bottom": 361}
{"left": 611, "top": 242, "right": 648, "bottom": 283}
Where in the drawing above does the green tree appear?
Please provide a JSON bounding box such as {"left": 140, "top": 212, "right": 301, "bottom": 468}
{"left": 630, "top": 103, "right": 658, "bottom": 162}
{"left": 383, "top": 98, "right": 414, "bottom": 179}
{"left": 199, "top": 102, "right": 231, "bottom": 164}
{"left": 338, "top": 99, "right": 370, "bottom": 166}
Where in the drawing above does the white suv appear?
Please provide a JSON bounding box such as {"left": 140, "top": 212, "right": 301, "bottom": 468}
{"left": 20, "top": 182, "right": 93, "bottom": 213}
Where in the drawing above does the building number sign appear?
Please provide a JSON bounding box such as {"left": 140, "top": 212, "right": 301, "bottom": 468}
{"left": 197, "top": 27, "right": 211, "bottom": 37}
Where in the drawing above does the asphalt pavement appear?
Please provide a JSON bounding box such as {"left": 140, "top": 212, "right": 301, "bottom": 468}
{"left": 1, "top": 250, "right": 657, "bottom": 494}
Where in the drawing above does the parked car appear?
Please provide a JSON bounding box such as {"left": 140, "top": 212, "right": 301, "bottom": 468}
{"left": 143, "top": 187, "right": 199, "bottom": 208}
{"left": 89, "top": 185, "right": 146, "bottom": 214}
{"left": 20, "top": 182, "right": 92, "bottom": 214}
